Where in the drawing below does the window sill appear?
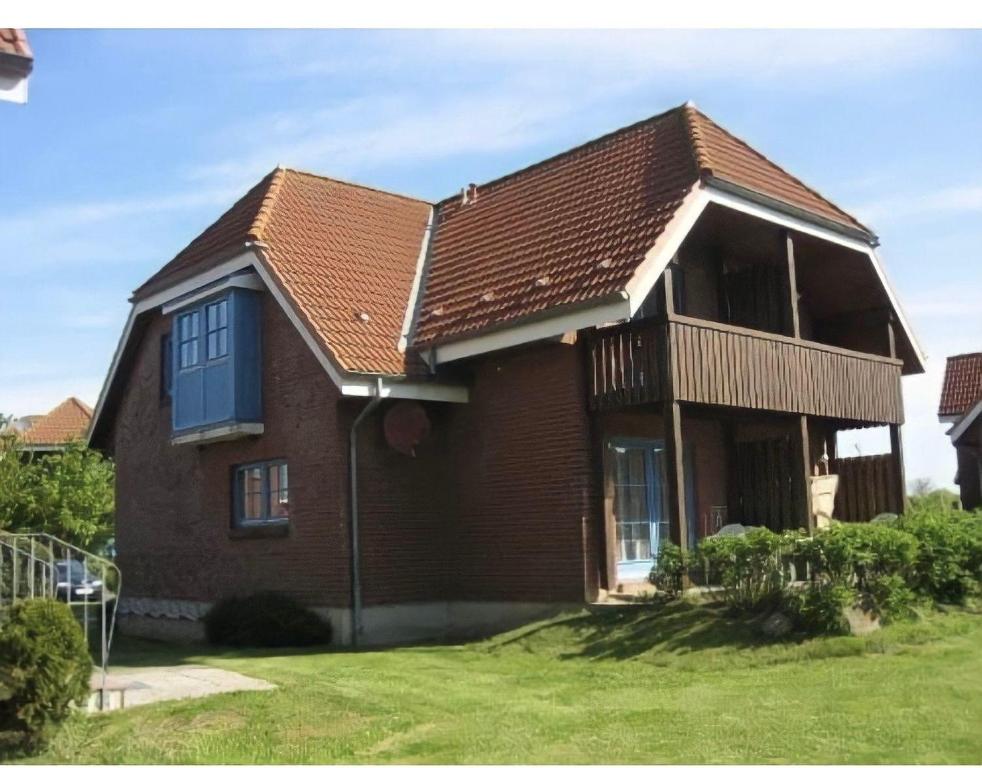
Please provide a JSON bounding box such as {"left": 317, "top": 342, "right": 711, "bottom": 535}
{"left": 171, "top": 421, "right": 264, "bottom": 446}
{"left": 228, "top": 522, "right": 289, "bottom": 540}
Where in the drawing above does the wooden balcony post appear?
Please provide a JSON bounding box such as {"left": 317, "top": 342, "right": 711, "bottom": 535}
{"left": 660, "top": 267, "right": 688, "bottom": 554}
{"left": 886, "top": 313, "right": 907, "bottom": 512}
{"left": 793, "top": 415, "right": 813, "bottom": 533}
{"left": 783, "top": 229, "right": 801, "bottom": 338}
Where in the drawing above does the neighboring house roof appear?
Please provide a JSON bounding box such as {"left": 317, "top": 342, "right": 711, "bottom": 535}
{"left": 0, "top": 28, "right": 33, "bottom": 105}
{"left": 0, "top": 28, "right": 32, "bottom": 72}
{"left": 135, "top": 169, "right": 433, "bottom": 376}
{"left": 18, "top": 398, "right": 93, "bottom": 449}
{"left": 414, "top": 103, "right": 871, "bottom": 345}
{"left": 939, "top": 352, "right": 982, "bottom": 418}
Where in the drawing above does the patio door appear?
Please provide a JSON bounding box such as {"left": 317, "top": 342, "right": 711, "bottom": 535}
{"left": 609, "top": 439, "right": 670, "bottom": 582}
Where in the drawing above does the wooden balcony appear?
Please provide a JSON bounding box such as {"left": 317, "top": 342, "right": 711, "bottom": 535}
{"left": 588, "top": 316, "right": 904, "bottom": 425}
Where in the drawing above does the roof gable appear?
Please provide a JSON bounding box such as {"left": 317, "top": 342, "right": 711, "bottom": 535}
{"left": 683, "top": 106, "right": 869, "bottom": 235}
{"left": 940, "top": 353, "right": 982, "bottom": 418}
{"left": 19, "top": 397, "right": 92, "bottom": 447}
{"left": 135, "top": 168, "right": 432, "bottom": 377}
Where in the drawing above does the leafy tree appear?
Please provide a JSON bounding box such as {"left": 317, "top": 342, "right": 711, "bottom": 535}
{"left": 0, "top": 434, "right": 114, "bottom": 550}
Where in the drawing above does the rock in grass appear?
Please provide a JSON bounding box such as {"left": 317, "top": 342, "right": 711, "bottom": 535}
{"left": 761, "top": 612, "right": 793, "bottom": 638}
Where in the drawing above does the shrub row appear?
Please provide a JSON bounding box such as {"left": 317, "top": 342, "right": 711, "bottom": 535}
{"left": 650, "top": 508, "right": 982, "bottom": 635}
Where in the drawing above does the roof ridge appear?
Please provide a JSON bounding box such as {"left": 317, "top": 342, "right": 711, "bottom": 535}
{"left": 434, "top": 102, "right": 692, "bottom": 207}
{"left": 249, "top": 167, "right": 288, "bottom": 242}
{"left": 278, "top": 166, "right": 433, "bottom": 206}
{"left": 681, "top": 102, "right": 712, "bottom": 175}
{"left": 686, "top": 105, "right": 870, "bottom": 234}
{"left": 66, "top": 397, "right": 93, "bottom": 417}
{"left": 947, "top": 351, "right": 982, "bottom": 360}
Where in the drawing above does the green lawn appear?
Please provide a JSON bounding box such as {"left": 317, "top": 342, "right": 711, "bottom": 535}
{"left": 34, "top": 602, "right": 982, "bottom": 764}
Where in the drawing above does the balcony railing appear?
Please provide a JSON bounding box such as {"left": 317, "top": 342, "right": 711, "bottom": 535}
{"left": 588, "top": 316, "right": 904, "bottom": 425}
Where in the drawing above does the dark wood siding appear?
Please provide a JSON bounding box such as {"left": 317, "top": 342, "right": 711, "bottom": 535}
{"left": 831, "top": 454, "right": 904, "bottom": 521}
{"left": 668, "top": 318, "right": 903, "bottom": 424}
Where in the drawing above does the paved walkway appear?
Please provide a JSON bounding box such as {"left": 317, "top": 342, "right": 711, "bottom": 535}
{"left": 89, "top": 664, "right": 275, "bottom": 711}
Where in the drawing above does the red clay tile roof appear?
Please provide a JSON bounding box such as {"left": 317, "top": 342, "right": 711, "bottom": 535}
{"left": 132, "top": 102, "right": 873, "bottom": 371}
{"left": 414, "top": 106, "right": 697, "bottom": 345}
{"left": 0, "top": 29, "right": 33, "bottom": 75}
{"left": 684, "top": 106, "right": 870, "bottom": 234}
{"left": 939, "top": 353, "right": 982, "bottom": 418}
{"left": 413, "top": 103, "right": 871, "bottom": 345}
{"left": 136, "top": 168, "right": 432, "bottom": 376}
{"left": 19, "top": 398, "right": 92, "bottom": 447}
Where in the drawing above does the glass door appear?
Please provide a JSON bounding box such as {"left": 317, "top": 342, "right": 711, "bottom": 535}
{"left": 609, "top": 439, "right": 670, "bottom": 581}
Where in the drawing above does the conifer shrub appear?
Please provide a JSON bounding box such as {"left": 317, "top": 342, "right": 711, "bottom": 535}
{"left": 0, "top": 599, "right": 91, "bottom": 756}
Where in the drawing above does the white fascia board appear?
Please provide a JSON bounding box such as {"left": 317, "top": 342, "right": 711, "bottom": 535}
{"left": 398, "top": 207, "right": 434, "bottom": 353}
{"left": 89, "top": 246, "right": 468, "bottom": 445}
{"left": 624, "top": 186, "right": 710, "bottom": 316}
{"left": 703, "top": 185, "right": 927, "bottom": 371}
{"left": 433, "top": 297, "right": 631, "bottom": 365}
{"left": 162, "top": 272, "right": 264, "bottom": 314}
{"left": 948, "top": 400, "right": 982, "bottom": 444}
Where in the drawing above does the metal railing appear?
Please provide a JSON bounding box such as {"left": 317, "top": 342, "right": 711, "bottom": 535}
{"left": 0, "top": 531, "right": 120, "bottom": 691}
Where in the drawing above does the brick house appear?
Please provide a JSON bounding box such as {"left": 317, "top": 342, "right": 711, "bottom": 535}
{"left": 89, "top": 103, "right": 925, "bottom": 644}
{"left": 12, "top": 397, "right": 93, "bottom": 453}
{"left": 939, "top": 353, "right": 982, "bottom": 509}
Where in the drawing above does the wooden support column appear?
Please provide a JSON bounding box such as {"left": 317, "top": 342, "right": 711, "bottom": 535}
{"left": 793, "top": 415, "right": 813, "bottom": 532}
{"left": 661, "top": 263, "right": 688, "bottom": 554}
{"left": 783, "top": 229, "right": 801, "bottom": 339}
{"left": 886, "top": 313, "right": 907, "bottom": 512}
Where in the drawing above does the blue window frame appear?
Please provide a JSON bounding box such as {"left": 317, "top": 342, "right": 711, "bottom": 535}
{"left": 233, "top": 460, "right": 289, "bottom": 526}
{"left": 608, "top": 438, "right": 670, "bottom": 581}
{"left": 206, "top": 299, "right": 229, "bottom": 360}
{"left": 177, "top": 311, "right": 200, "bottom": 369}
{"left": 160, "top": 332, "right": 173, "bottom": 402}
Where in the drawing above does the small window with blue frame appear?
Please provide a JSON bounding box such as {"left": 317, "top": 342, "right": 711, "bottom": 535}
{"left": 234, "top": 460, "right": 289, "bottom": 526}
{"left": 177, "top": 311, "right": 200, "bottom": 369}
{"left": 206, "top": 298, "right": 229, "bottom": 360}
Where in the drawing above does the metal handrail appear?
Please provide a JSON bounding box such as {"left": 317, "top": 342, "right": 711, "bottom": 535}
{"left": 0, "top": 531, "right": 120, "bottom": 692}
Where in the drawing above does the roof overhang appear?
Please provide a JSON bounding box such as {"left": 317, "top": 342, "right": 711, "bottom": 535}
{"left": 422, "top": 180, "right": 927, "bottom": 373}
{"left": 947, "top": 399, "right": 982, "bottom": 447}
{"left": 89, "top": 245, "right": 468, "bottom": 448}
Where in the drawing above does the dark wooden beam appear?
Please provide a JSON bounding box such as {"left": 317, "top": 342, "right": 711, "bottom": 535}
{"left": 792, "top": 415, "right": 813, "bottom": 532}
{"left": 662, "top": 259, "right": 678, "bottom": 320}
{"left": 601, "top": 442, "right": 618, "bottom": 592}
{"left": 784, "top": 230, "right": 801, "bottom": 339}
{"left": 664, "top": 400, "right": 688, "bottom": 553}
{"left": 890, "top": 424, "right": 906, "bottom": 513}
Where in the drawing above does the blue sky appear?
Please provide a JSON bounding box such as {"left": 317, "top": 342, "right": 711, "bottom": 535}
{"left": 2, "top": 29, "right": 980, "bottom": 489}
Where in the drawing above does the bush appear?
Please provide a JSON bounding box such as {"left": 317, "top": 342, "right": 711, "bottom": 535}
{"left": 897, "top": 508, "right": 982, "bottom": 604}
{"left": 0, "top": 599, "right": 91, "bottom": 756}
{"left": 697, "top": 528, "right": 791, "bottom": 611}
{"left": 203, "top": 592, "right": 332, "bottom": 648}
{"left": 785, "top": 583, "right": 855, "bottom": 635}
{"left": 649, "top": 541, "right": 690, "bottom": 596}
{"left": 795, "top": 522, "right": 920, "bottom": 622}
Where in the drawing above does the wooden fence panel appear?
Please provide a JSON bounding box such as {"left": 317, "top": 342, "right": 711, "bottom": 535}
{"left": 830, "top": 454, "right": 901, "bottom": 522}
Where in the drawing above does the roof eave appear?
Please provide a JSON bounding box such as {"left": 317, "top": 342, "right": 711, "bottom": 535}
{"left": 702, "top": 175, "right": 877, "bottom": 247}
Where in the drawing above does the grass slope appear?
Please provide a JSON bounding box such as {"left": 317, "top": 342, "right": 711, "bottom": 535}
{"left": 33, "top": 602, "right": 982, "bottom": 764}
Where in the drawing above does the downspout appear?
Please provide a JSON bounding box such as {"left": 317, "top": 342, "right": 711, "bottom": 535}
{"left": 348, "top": 378, "right": 384, "bottom": 647}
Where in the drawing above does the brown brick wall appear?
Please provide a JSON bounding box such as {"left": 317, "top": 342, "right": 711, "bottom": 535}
{"left": 445, "top": 341, "right": 597, "bottom": 603}
{"left": 111, "top": 297, "right": 599, "bottom": 612}
{"left": 112, "top": 293, "right": 352, "bottom": 607}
